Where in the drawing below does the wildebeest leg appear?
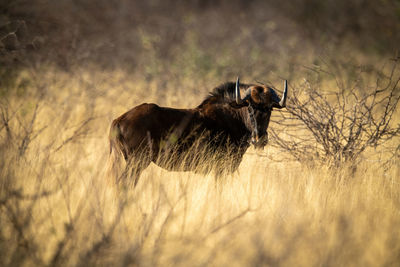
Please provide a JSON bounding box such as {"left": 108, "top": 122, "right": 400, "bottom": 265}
{"left": 123, "top": 153, "right": 151, "bottom": 187}
{"left": 228, "top": 147, "right": 246, "bottom": 175}
{"left": 213, "top": 151, "right": 243, "bottom": 190}
{"left": 212, "top": 161, "right": 229, "bottom": 192}
{"left": 132, "top": 162, "right": 149, "bottom": 187}
{"left": 121, "top": 132, "right": 156, "bottom": 187}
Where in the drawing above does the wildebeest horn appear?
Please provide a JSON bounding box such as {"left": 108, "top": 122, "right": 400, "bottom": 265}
{"left": 235, "top": 77, "right": 241, "bottom": 104}
{"left": 235, "top": 77, "right": 251, "bottom": 104}
{"left": 275, "top": 80, "right": 288, "bottom": 109}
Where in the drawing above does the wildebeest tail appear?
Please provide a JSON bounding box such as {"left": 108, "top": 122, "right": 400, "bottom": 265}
{"left": 106, "top": 120, "right": 127, "bottom": 183}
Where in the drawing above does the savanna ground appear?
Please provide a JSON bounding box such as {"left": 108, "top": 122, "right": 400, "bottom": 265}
{"left": 1, "top": 1, "right": 400, "bottom": 266}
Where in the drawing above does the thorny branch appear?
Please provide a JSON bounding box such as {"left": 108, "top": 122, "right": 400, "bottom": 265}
{"left": 270, "top": 60, "right": 400, "bottom": 166}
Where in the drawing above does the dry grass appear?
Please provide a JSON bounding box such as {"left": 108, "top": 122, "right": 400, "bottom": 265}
{"left": 2, "top": 1, "right": 400, "bottom": 265}
{"left": 0, "top": 64, "right": 399, "bottom": 267}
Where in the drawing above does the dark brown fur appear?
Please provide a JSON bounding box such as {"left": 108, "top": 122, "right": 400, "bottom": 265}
{"left": 108, "top": 81, "right": 284, "bottom": 186}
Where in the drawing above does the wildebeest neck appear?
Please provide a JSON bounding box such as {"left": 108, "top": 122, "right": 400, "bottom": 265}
{"left": 196, "top": 103, "right": 252, "bottom": 143}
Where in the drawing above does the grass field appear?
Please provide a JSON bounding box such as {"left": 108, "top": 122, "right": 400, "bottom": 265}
{"left": 1, "top": 1, "right": 400, "bottom": 266}
{"left": 0, "top": 64, "right": 399, "bottom": 266}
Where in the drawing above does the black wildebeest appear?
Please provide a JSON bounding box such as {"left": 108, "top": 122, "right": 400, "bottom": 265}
{"left": 108, "top": 78, "right": 287, "bottom": 186}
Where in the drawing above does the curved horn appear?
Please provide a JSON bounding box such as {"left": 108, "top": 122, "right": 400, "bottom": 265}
{"left": 279, "top": 80, "right": 287, "bottom": 107}
{"left": 235, "top": 77, "right": 242, "bottom": 104}
{"left": 274, "top": 80, "right": 288, "bottom": 109}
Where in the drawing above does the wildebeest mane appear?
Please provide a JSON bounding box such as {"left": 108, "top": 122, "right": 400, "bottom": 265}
{"left": 197, "top": 82, "right": 250, "bottom": 108}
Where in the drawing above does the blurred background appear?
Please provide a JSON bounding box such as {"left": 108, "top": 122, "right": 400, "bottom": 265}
{"left": 2, "top": 0, "right": 400, "bottom": 84}
{"left": 1, "top": 2, "right": 400, "bottom": 266}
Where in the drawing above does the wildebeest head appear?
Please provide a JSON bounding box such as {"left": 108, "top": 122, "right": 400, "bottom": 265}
{"left": 233, "top": 77, "right": 288, "bottom": 149}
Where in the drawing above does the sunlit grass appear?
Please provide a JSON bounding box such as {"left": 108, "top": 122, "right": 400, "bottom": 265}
{"left": 0, "top": 66, "right": 399, "bottom": 266}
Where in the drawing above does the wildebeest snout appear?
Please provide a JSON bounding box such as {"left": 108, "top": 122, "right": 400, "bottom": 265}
{"left": 252, "top": 132, "right": 268, "bottom": 150}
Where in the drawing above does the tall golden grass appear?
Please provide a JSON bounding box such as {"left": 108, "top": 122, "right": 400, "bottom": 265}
{"left": 0, "top": 62, "right": 399, "bottom": 267}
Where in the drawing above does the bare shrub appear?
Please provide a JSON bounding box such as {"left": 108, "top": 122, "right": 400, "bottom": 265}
{"left": 271, "top": 59, "right": 400, "bottom": 166}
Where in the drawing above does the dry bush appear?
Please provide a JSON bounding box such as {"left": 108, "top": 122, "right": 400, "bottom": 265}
{"left": 270, "top": 59, "right": 400, "bottom": 167}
